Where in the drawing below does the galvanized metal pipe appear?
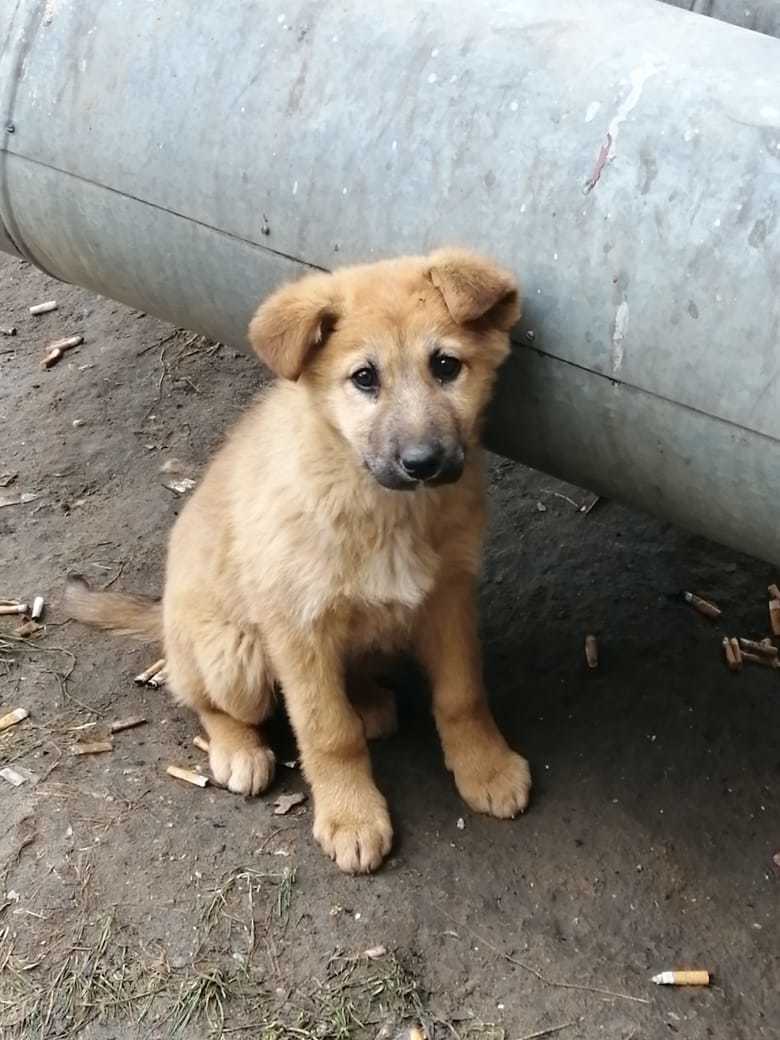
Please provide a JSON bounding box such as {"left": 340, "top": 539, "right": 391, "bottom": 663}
{"left": 1, "top": 0, "right": 779, "bottom": 562}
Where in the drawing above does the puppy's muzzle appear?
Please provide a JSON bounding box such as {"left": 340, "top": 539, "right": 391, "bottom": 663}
{"left": 394, "top": 440, "right": 464, "bottom": 488}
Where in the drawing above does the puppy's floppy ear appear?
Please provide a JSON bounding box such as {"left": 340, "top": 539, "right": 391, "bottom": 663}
{"left": 248, "top": 273, "right": 338, "bottom": 380}
{"left": 428, "top": 248, "right": 520, "bottom": 331}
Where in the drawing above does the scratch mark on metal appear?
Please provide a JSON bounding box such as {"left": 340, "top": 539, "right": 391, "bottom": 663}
{"left": 583, "top": 62, "right": 660, "bottom": 193}
{"left": 583, "top": 133, "right": 611, "bottom": 194}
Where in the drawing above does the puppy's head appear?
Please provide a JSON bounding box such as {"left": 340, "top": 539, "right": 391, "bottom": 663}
{"left": 248, "top": 248, "right": 519, "bottom": 490}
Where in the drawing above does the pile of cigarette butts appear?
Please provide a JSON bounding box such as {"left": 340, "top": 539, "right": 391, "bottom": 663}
{"left": 685, "top": 582, "right": 780, "bottom": 674}
{"left": 0, "top": 595, "right": 45, "bottom": 620}
{"left": 585, "top": 584, "right": 780, "bottom": 677}
{"left": 0, "top": 638, "right": 213, "bottom": 789}
{"left": 134, "top": 657, "right": 167, "bottom": 688}
{"left": 0, "top": 594, "right": 46, "bottom": 638}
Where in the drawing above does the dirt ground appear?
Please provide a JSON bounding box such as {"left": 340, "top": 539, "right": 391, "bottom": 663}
{"left": 0, "top": 252, "right": 777, "bottom": 1040}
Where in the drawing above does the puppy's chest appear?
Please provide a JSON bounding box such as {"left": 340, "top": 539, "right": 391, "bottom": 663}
{"left": 343, "top": 527, "right": 439, "bottom": 651}
{"left": 350, "top": 524, "right": 439, "bottom": 609}
{"left": 278, "top": 500, "right": 443, "bottom": 629}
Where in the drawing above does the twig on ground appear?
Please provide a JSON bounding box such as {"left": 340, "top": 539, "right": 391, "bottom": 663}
{"left": 136, "top": 329, "right": 178, "bottom": 357}
{"left": 516, "top": 1025, "right": 576, "bottom": 1040}
{"left": 99, "top": 560, "right": 126, "bottom": 589}
{"left": 540, "top": 489, "right": 580, "bottom": 510}
{"left": 432, "top": 902, "right": 649, "bottom": 1005}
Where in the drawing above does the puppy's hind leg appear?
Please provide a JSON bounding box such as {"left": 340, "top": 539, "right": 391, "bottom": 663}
{"left": 168, "top": 619, "right": 276, "bottom": 796}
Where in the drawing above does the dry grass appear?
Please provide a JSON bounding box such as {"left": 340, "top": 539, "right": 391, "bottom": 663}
{"left": 200, "top": 865, "right": 296, "bottom": 965}
{"left": 0, "top": 865, "right": 500, "bottom": 1039}
{"left": 0, "top": 913, "right": 167, "bottom": 1038}
{"left": 0, "top": 918, "right": 431, "bottom": 1039}
{"left": 0, "top": 721, "right": 45, "bottom": 764}
{"left": 0, "top": 893, "right": 466, "bottom": 1040}
{"left": 165, "top": 966, "right": 237, "bottom": 1036}
{"left": 222, "top": 950, "right": 426, "bottom": 1039}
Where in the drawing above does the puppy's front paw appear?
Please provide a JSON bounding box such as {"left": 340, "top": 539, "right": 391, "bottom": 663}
{"left": 454, "top": 749, "right": 531, "bottom": 819}
{"left": 210, "top": 744, "right": 276, "bottom": 796}
{"left": 313, "top": 792, "right": 393, "bottom": 874}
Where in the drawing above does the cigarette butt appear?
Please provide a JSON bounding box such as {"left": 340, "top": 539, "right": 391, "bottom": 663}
{"left": 29, "top": 300, "right": 58, "bottom": 315}
{"left": 768, "top": 583, "right": 780, "bottom": 601}
{"left": 193, "top": 735, "right": 210, "bottom": 753}
{"left": 769, "top": 599, "right": 780, "bottom": 637}
{"left": 166, "top": 765, "right": 209, "bottom": 788}
{"left": 683, "top": 591, "right": 721, "bottom": 620}
{"left": 134, "top": 658, "right": 166, "bottom": 685}
{"left": 740, "top": 649, "right": 779, "bottom": 670}
{"left": 0, "top": 766, "right": 27, "bottom": 787}
{"left": 738, "top": 637, "right": 778, "bottom": 659}
{"left": 31, "top": 595, "right": 45, "bottom": 620}
{"left": 652, "top": 971, "right": 710, "bottom": 986}
{"left": 584, "top": 634, "right": 599, "bottom": 669}
{"left": 0, "top": 326, "right": 16, "bottom": 337}
{"left": 110, "top": 715, "right": 147, "bottom": 734}
{"left": 0, "top": 603, "right": 28, "bottom": 615}
{"left": 72, "top": 739, "right": 113, "bottom": 755}
{"left": 41, "top": 336, "right": 83, "bottom": 368}
{"left": 0, "top": 707, "right": 29, "bottom": 731}
{"left": 722, "top": 637, "right": 741, "bottom": 672}
{"left": 147, "top": 669, "right": 168, "bottom": 689}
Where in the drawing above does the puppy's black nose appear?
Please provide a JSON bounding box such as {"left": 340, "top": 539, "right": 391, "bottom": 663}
{"left": 399, "top": 442, "right": 444, "bottom": 481}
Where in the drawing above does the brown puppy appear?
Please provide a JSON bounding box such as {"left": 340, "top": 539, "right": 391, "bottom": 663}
{"left": 66, "top": 249, "right": 531, "bottom": 873}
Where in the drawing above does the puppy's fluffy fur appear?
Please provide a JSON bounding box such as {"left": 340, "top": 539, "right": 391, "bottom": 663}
{"left": 66, "top": 249, "right": 531, "bottom": 873}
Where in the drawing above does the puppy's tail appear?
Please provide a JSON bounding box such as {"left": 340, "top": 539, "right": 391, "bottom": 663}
{"left": 64, "top": 575, "right": 162, "bottom": 643}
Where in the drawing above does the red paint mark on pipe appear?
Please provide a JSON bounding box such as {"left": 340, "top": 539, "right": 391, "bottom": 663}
{"left": 583, "top": 132, "right": 612, "bottom": 194}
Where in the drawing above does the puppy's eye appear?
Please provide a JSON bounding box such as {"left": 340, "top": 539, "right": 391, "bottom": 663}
{"left": 351, "top": 365, "right": 379, "bottom": 392}
{"left": 431, "top": 352, "right": 462, "bottom": 383}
